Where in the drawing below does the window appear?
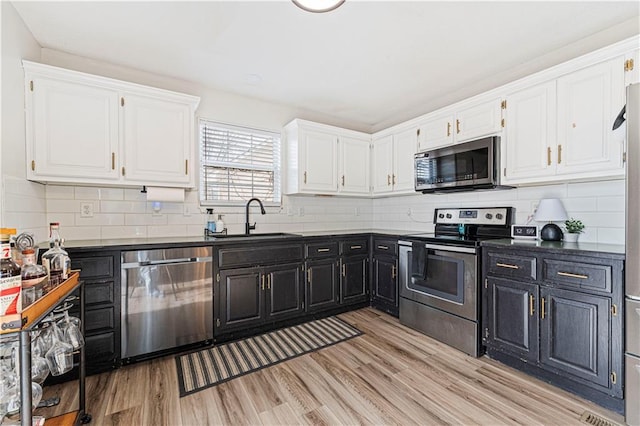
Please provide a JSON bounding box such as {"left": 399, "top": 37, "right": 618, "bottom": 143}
{"left": 199, "top": 120, "right": 281, "bottom": 205}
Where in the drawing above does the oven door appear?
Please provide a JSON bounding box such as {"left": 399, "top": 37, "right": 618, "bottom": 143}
{"left": 400, "top": 242, "right": 477, "bottom": 321}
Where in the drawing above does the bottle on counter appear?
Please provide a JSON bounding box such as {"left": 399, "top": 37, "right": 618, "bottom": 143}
{"left": 215, "top": 214, "right": 225, "bottom": 233}
{"left": 206, "top": 208, "right": 216, "bottom": 233}
{"left": 21, "top": 248, "right": 47, "bottom": 307}
{"left": 1, "top": 228, "right": 22, "bottom": 316}
{"left": 41, "top": 222, "right": 70, "bottom": 291}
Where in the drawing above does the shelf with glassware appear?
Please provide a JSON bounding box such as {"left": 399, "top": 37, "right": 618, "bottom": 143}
{"left": 0, "top": 271, "right": 91, "bottom": 426}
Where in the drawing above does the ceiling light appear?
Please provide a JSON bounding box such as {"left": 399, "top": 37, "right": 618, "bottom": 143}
{"left": 292, "top": 0, "right": 345, "bottom": 13}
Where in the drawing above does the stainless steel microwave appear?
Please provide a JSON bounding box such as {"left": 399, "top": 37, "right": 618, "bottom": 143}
{"left": 414, "top": 136, "right": 511, "bottom": 193}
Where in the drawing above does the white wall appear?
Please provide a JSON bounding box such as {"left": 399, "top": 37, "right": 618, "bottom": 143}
{"left": 373, "top": 179, "right": 625, "bottom": 245}
{"left": 1, "top": 2, "right": 46, "bottom": 239}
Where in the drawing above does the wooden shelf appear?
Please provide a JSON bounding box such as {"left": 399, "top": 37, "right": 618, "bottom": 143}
{"left": 43, "top": 411, "right": 78, "bottom": 426}
{"left": 0, "top": 271, "right": 80, "bottom": 334}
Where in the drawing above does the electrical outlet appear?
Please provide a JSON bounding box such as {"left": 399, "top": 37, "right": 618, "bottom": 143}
{"left": 183, "top": 205, "right": 191, "bottom": 216}
{"left": 287, "top": 207, "right": 294, "bottom": 216}
{"left": 407, "top": 208, "right": 412, "bottom": 216}
{"left": 531, "top": 201, "right": 539, "bottom": 215}
{"left": 298, "top": 207, "right": 304, "bottom": 216}
{"left": 80, "top": 202, "right": 93, "bottom": 218}
{"left": 354, "top": 207, "right": 360, "bottom": 216}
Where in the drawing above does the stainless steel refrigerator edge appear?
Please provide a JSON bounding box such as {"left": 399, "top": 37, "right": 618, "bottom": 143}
{"left": 121, "top": 246, "right": 213, "bottom": 360}
{"left": 626, "top": 82, "right": 640, "bottom": 426}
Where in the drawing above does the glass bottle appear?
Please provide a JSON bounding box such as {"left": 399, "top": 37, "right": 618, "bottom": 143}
{"left": 0, "top": 228, "right": 22, "bottom": 315}
{"left": 21, "top": 248, "right": 47, "bottom": 307}
{"left": 41, "top": 223, "right": 70, "bottom": 291}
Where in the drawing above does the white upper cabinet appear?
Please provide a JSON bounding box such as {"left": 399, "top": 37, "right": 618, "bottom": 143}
{"left": 339, "top": 135, "right": 370, "bottom": 195}
{"left": 418, "top": 99, "right": 502, "bottom": 152}
{"left": 503, "top": 56, "right": 626, "bottom": 184}
{"left": 23, "top": 61, "right": 200, "bottom": 188}
{"left": 555, "top": 56, "right": 625, "bottom": 177}
{"left": 372, "top": 127, "right": 417, "bottom": 196}
{"left": 27, "top": 72, "right": 120, "bottom": 181}
{"left": 284, "top": 119, "right": 370, "bottom": 196}
{"left": 122, "top": 93, "right": 192, "bottom": 184}
{"left": 503, "top": 81, "right": 557, "bottom": 183}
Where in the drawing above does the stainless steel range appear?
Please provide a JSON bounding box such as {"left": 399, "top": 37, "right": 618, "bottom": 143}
{"left": 398, "top": 207, "right": 513, "bottom": 357}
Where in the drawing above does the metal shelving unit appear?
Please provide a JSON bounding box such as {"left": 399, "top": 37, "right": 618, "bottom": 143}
{"left": 0, "top": 271, "right": 91, "bottom": 425}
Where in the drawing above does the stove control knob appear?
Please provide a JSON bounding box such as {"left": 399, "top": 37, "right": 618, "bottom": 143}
{"left": 446, "top": 213, "right": 452, "bottom": 219}
{"left": 438, "top": 213, "right": 445, "bottom": 219}
{"left": 496, "top": 213, "right": 504, "bottom": 220}
{"left": 485, "top": 213, "right": 493, "bottom": 220}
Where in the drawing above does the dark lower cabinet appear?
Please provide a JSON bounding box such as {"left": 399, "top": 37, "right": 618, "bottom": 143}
{"left": 217, "top": 263, "right": 303, "bottom": 333}
{"left": 340, "top": 256, "right": 368, "bottom": 304}
{"left": 371, "top": 255, "right": 398, "bottom": 316}
{"left": 540, "top": 287, "right": 610, "bottom": 389}
{"left": 305, "top": 258, "right": 339, "bottom": 312}
{"left": 483, "top": 244, "right": 624, "bottom": 413}
{"left": 487, "top": 277, "right": 538, "bottom": 363}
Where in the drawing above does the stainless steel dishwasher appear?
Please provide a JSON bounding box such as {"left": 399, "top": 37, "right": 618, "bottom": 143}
{"left": 121, "top": 246, "right": 213, "bottom": 361}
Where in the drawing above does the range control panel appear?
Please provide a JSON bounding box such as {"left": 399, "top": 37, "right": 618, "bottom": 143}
{"left": 434, "top": 207, "right": 512, "bottom": 226}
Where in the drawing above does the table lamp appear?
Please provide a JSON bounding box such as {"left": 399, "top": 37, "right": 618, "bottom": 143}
{"left": 534, "top": 198, "right": 568, "bottom": 241}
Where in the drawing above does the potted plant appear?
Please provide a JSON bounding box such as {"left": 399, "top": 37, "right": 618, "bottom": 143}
{"left": 563, "top": 218, "right": 585, "bottom": 242}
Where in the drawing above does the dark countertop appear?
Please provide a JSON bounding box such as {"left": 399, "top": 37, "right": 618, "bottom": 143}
{"left": 481, "top": 238, "right": 625, "bottom": 258}
{"left": 59, "top": 229, "right": 399, "bottom": 251}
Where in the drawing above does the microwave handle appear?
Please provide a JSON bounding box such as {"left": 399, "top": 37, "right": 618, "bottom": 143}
{"left": 424, "top": 243, "right": 476, "bottom": 254}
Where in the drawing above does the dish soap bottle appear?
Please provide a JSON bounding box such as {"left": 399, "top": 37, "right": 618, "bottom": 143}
{"left": 206, "top": 209, "right": 216, "bottom": 233}
{"left": 215, "top": 215, "right": 225, "bottom": 233}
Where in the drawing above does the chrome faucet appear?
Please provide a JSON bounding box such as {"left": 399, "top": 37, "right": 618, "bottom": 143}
{"left": 245, "top": 198, "right": 266, "bottom": 235}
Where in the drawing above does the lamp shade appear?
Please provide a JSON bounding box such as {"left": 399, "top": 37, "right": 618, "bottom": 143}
{"left": 534, "top": 198, "right": 568, "bottom": 222}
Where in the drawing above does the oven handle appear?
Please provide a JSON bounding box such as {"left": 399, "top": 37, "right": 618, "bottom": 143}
{"left": 424, "top": 243, "right": 476, "bottom": 254}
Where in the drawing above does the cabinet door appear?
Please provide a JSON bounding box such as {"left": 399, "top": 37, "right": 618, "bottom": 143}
{"left": 503, "top": 81, "right": 557, "bottom": 183}
{"left": 340, "top": 256, "right": 368, "bottom": 305}
{"left": 122, "top": 93, "right": 192, "bottom": 185}
{"left": 393, "top": 128, "right": 418, "bottom": 192}
{"left": 455, "top": 99, "right": 502, "bottom": 143}
{"left": 305, "top": 258, "right": 339, "bottom": 312}
{"left": 218, "top": 267, "right": 264, "bottom": 332}
{"left": 539, "top": 287, "right": 611, "bottom": 390}
{"left": 29, "top": 76, "right": 120, "bottom": 181}
{"left": 487, "top": 277, "right": 539, "bottom": 363}
{"left": 556, "top": 57, "right": 625, "bottom": 177}
{"left": 418, "top": 113, "right": 454, "bottom": 151}
{"left": 371, "top": 135, "right": 394, "bottom": 194}
{"left": 299, "top": 129, "right": 338, "bottom": 193}
{"left": 372, "top": 255, "right": 397, "bottom": 307}
{"left": 339, "top": 136, "right": 370, "bottom": 195}
{"left": 265, "top": 263, "right": 304, "bottom": 321}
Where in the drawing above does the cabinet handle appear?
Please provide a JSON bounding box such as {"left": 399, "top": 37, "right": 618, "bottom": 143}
{"left": 496, "top": 262, "right": 519, "bottom": 270}
{"left": 392, "top": 265, "right": 396, "bottom": 279}
{"left": 387, "top": 174, "right": 391, "bottom": 186}
{"left": 350, "top": 245, "right": 362, "bottom": 249}
{"left": 377, "top": 245, "right": 389, "bottom": 250}
{"left": 529, "top": 294, "right": 535, "bottom": 317}
{"left": 558, "top": 144, "right": 562, "bottom": 164}
{"left": 447, "top": 122, "right": 451, "bottom": 137}
{"left": 541, "top": 297, "right": 546, "bottom": 319}
{"left": 547, "top": 147, "right": 551, "bottom": 166}
{"left": 392, "top": 174, "right": 396, "bottom": 185}
{"left": 456, "top": 119, "right": 460, "bottom": 134}
{"left": 185, "top": 159, "right": 188, "bottom": 175}
{"left": 342, "top": 264, "right": 346, "bottom": 277}
{"left": 304, "top": 171, "right": 307, "bottom": 184}
{"left": 121, "top": 97, "right": 124, "bottom": 107}
{"left": 112, "top": 153, "right": 116, "bottom": 170}
{"left": 557, "top": 271, "right": 588, "bottom": 279}
{"left": 308, "top": 268, "right": 312, "bottom": 283}
{"left": 261, "top": 274, "right": 265, "bottom": 290}
{"left": 317, "top": 248, "right": 330, "bottom": 253}
{"left": 611, "top": 372, "right": 617, "bottom": 384}
{"left": 267, "top": 274, "right": 271, "bottom": 290}
{"left": 122, "top": 166, "right": 125, "bottom": 176}
{"left": 611, "top": 304, "right": 618, "bottom": 316}
{"left": 341, "top": 175, "right": 345, "bottom": 186}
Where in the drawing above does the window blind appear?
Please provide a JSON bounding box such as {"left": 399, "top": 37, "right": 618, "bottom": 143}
{"left": 199, "top": 120, "right": 281, "bottom": 204}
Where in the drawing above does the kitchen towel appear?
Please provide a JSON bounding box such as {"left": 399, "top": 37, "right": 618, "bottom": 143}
{"left": 145, "top": 186, "right": 184, "bottom": 202}
{"left": 174, "top": 316, "right": 362, "bottom": 397}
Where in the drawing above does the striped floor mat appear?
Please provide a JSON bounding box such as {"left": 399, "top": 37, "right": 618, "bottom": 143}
{"left": 175, "top": 316, "right": 363, "bottom": 397}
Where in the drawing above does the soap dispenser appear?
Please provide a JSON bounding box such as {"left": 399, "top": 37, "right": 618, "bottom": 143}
{"left": 215, "top": 215, "right": 225, "bottom": 233}
{"left": 206, "top": 209, "right": 216, "bottom": 233}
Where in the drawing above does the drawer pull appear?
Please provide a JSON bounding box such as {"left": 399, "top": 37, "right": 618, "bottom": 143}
{"left": 377, "top": 245, "right": 389, "bottom": 250}
{"left": 317, "top": 248, "right": 330, "bottom": 253}
{"left": 557, "top": 271, "right": 588, "bottom": 279}
{"left": 261, "top": 274, "right": 265, "bottom": 291}
{"left": 496, "top": 262, "right": 519, "bottom": 270}
{"left": 529, "top": 294, "right": 535, "bottom": 317}
{"left": 392, "top": 265, "right": 396, "bottom": 279}
{"left": 541, "top": 297, "right": 546, "bottom": 320}
{"left": 350, "top": 245, "right": 362, "bottom": 249}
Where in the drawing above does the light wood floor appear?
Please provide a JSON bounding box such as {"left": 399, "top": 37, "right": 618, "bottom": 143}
{"left": 34, "top": 308, "right": 624, "bottom": 425}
